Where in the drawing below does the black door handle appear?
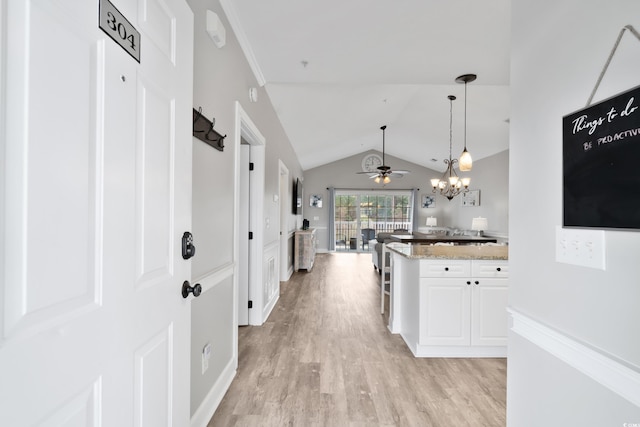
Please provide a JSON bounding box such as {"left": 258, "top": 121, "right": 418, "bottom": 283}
{"left": 182, "top": 280, "right": 202, "bottom": 298}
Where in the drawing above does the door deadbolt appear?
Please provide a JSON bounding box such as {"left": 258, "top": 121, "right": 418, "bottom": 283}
{"left": 182, "top": 231, "right": 196, "bottom": 259}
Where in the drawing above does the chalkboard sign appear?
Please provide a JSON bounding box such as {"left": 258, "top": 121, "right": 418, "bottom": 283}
{"left": 563, "top": 85, "right": 640, "bottom": 229}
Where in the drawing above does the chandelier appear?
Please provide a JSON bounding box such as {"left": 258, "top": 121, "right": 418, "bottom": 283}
{"left": 430, "top": 95, "right": 470, "bottom": 200}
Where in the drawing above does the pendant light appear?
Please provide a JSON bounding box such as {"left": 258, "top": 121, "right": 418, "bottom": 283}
{"left": 456, "top": 73, "right": 477, "bottom": 172}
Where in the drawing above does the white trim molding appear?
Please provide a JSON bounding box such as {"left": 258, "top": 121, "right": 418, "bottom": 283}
{"left": 508, "top": 308, "right": 640, "bottom": 408}
{"left": 218, "top": 0, "right": 266, "bottom": 87}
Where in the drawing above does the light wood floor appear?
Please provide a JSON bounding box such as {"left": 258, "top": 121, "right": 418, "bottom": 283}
{"left": 208, "top": 253, "right": 507, "bottom": 427}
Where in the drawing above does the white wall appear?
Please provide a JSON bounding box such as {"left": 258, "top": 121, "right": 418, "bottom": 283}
{"left": 508, "top": 1, "right": 640, "bottom": 425}
{"left": 440, "top": 150, "right": 509, "bottom": 236}
{"left": 303, "top": 149, "right": 509, "bottom": 251}
{"left": 187, "top": 0, "right": 303, "bottom": 421}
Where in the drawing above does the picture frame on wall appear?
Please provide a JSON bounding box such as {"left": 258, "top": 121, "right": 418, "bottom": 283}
{"left": 461, "top": 190, "right": 480, "bottom": 207}
{"left": 421, "top": 194, "right": 436, "bottom": 208}
{"left": 310, "top": 194, "right": 323, "bottom": 208}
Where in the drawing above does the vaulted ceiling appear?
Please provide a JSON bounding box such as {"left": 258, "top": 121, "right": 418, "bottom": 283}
{"left": 220, "top": 0, "right": 511, "bottom": 172}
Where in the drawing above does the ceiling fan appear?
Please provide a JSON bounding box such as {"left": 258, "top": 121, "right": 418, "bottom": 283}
{"left": 357, "top": 125, "right": 409, "bottom": 184}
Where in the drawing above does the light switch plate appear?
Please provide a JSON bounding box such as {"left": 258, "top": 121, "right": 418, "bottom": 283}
{"left": 555, "top": 226, "right": 606, "bottom": 270}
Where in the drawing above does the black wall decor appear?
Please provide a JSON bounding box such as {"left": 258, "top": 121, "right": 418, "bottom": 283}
{"left": 193, "top": 107, "right": 226, "bottom": 151}
{"left": 563, "top": 84, "right": 640, "bottom": 229}
{"left": 293, "top": 178, "right": 302, "bottom": 215}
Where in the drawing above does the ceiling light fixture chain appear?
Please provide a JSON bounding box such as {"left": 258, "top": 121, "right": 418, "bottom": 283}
{"left": 375, "top": 125, "right": 391, "bottom": 184}
{"left": 430, "top": 95, "right": 470, "bottom": 200}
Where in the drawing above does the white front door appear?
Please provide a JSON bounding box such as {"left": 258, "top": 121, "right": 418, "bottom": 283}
{"left": 0, "top": 0, "right": 194, "bottom": 425}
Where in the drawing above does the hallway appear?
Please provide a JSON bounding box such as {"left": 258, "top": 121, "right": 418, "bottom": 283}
{"left": 208, "top": 253, "right": 506, "bottom": 426}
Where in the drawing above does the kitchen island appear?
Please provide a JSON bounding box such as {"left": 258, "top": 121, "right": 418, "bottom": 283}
{"left": 384, "top": 242, "right": 508, "bottom": 357}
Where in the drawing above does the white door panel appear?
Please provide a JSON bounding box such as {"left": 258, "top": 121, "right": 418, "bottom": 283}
{"left": 0, "top": 0, "right": 194, "bottom": 425}
{"left": 135, "top": 78, "right": 174, "bottom": 287}
{"left": 139, "top": 0, "right": 176, "bottom": 63}
{"left": 2, "top": 0, "right": 102, "bottom": 340}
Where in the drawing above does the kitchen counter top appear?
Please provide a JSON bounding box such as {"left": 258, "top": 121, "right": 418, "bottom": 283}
{"left": 386, "top": 242, "right": 508, "bottom": 260}
{"left": 389, "top": 233, "right": 498, "bottom": 245}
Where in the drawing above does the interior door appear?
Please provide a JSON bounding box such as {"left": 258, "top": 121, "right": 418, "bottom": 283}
{"left": 0, "top": 0, "right": 194, "bottom": 425}
{"left": 238, "top": 144, "right": 250, "bottom": 325}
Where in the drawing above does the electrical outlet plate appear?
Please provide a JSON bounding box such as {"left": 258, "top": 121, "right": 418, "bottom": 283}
{"left": 555, "top": 225, "right": 606, "bottom": 270}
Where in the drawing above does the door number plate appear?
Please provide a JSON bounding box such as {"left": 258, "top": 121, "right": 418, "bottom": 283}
{"left": 99, "top": 0, "right": 141, "bottom": 63}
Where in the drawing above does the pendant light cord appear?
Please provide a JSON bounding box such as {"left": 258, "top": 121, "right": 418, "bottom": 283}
{"left": 463, "top": 82, "right": 468, "bottom": 151}
{"left": 587, "top": 25, "right": 640, "bottom": 107}
{"left": 381, "top": 125, "right": 386, "bottom": 165}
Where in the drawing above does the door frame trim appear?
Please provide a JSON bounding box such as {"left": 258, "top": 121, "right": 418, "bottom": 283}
{"left": 232, "top": 102, "right": 265, "bottom": 328}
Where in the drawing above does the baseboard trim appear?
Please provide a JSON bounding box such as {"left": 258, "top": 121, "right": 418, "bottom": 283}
{"left": 263, "top": 292, "right": 279, "bottom": 322}
{"left": 190, "top": 358, "right": 236, "bottom": 427}
{"left": 508, "top": 308, "right": 640, "bottom": 408}
{"left": 401, "top": 332, "right": 506, "bottom": 358}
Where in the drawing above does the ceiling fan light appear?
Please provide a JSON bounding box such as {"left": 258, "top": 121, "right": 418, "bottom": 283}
{"left": 374, "top": 175, "right": 381, "bottom": 184}
{"left": 383, "top": 175, "right": 391, "bottom": 184}
{"left": 459, "top": 148, "right": 473, "bottom": 171}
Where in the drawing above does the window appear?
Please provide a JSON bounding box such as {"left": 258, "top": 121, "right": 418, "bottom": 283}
{"left": 334, "top": 191, "right": 413, "bottom": 252}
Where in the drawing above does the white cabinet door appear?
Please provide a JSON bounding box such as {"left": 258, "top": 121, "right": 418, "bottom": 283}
{"left": 420, "top": 279, "right": 471, "bottom": 346}
{"left": 471, "top": 278, "right": 509, "bottom": 346}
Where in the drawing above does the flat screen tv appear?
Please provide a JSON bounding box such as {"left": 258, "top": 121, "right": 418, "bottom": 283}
{"left": 562, "top": 84, "right": 640, "bottom": 230}
{"left": 292, "top": 177, "right": 302, "bottom": 215}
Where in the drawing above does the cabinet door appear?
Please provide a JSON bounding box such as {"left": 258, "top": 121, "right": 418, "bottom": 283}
{"left": 471, "top": 278, "right": 509, "bottom": 346}
{"left": 420, "top": 279, "right": 470, "bottom": 346}
{"left": 419, "top": 260, "right": 471, "bottom": 277}
{"left": 472, "top": 260, "right": 509, "bottom": 278}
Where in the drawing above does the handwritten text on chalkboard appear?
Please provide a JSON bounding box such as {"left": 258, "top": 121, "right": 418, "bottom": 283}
{"left": 571, "top": 95, "right": 639, "bottom": 152}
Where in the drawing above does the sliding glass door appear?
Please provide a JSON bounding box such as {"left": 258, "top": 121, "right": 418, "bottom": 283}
{"left": 334, "top": 190, "right": 413, "bottom": 252}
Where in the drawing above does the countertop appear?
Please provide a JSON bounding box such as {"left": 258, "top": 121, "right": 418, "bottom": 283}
{"left": 386, "top": 242, "right": 508, "bottom": 260}
{"left": 389, "top": 233, "right": 498, "bottom": 245}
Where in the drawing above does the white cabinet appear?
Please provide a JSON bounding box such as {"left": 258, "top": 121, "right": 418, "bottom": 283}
{"left": 420, "top": 275, "right": 508, "bottom": 348}
{"left": 421, "top": 278, "right": 471, "bottom": 346}
{"left": 392, "top": 257, "right": 508, "bottom": 357}
{"left": 294, "top": 229, "right": 316, "bottom": 272}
